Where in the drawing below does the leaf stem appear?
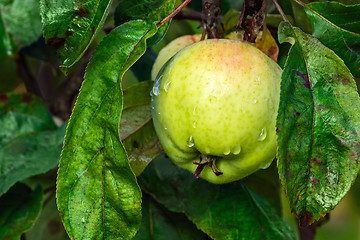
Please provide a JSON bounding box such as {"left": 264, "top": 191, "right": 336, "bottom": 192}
{"left": 272, "top": 0, "right": 291, "bottom": 24}
{"left": 298, "top": 214, "right": 330, "bottom": 240}
{"left": 157, "top": 0, "right": 193, "bottom": 28}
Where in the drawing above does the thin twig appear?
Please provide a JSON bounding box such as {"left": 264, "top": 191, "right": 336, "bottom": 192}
{"left": 157, "top": 0, "right": 193, "bottom": 28}
{"left": 272, "top": 0, "right": 290, "bottom": 24}
{"left": 43, "top": 188, "right": 56, "bottom": 207}
{"left": 236, "top": 3, "right": 246, "bottom": 29}
{"left": 43, "top": 184, "right": 56, "bottom": 194}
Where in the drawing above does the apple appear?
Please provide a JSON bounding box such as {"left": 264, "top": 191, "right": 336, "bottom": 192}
{"left": 151, "top": 39, "right": 282, "bottom": 184}
{"left": 151, "top": 34, "right": 201, "bottom": 80}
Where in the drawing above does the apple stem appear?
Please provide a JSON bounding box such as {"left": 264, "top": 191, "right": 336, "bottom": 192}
{"left": 193, "top": 154, "right": 223, "bottom": 178}
{"left": 201, "top": 0, "right": 220, "bottom": 40}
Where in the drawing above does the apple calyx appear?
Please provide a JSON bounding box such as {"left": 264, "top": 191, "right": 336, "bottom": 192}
{"left": 193, "top": 154, "right": 223, "bottom": 178}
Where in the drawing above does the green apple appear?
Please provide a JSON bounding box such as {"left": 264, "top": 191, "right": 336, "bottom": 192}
{"left": 151, "top": 34, "right": 201, "bottom": 80}
{"left": 151, "top": 39, "right": 282, "bottom": 184}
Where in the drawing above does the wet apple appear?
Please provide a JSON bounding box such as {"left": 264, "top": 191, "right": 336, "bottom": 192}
{"left": 151, "top": 39, "right": 282, "bottom": 184}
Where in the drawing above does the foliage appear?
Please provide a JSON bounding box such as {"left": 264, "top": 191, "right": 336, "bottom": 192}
{"left": 0, "top": 0, "right": 360, "bottom": 239}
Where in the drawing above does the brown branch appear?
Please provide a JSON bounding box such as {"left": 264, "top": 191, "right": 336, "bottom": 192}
{"left": 201, "top": 0, "right": 220, "bottom": 39}
{"left": 174, "top": 10, "right": 202, "bottom": 21}
{"left": 236, "top": 0, "right": 268, "bottom": 43}
{"left": 48, "top": 49, "right": 92, "bottom": 120}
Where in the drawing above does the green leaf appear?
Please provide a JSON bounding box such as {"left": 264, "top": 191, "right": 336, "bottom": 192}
{"left": 114, "top": 0, "right": 175, "bottom": 46}
{"left": 0, "top": 93, "right": 66, "bottom": 195}
{"left": 243, "top": 162, "right": 282, "bottom": 213}
{"left": 0, "top": 183, "right": 43, "bottom": 240}
{"left": 40, "top": 0, "right": 113, "bottom": 70}
{"left": 277, "top": 22, "right": 360, "bottom": 226}
{"left": 304, "top": 2, "right": 360, "bottom": 78}
{"left": 26, "top": 193, "right": 69, "bottom": 240}
{"left": 120, "top": 81, "right": 163, "bottom": 176}
{"left": 139, "top": 154, "right": 296, "bottom": 240}
{"left": 56, "top": 20, "right": 157, "bottom": 240}
{"left": 134, "top": 193, "right": 207, "bottom": 240}
{"left": 0, "top": 13, "right": 15, "bottom": 56}
{"left": 0, "top": 0, "right": 42, "bottom": 53}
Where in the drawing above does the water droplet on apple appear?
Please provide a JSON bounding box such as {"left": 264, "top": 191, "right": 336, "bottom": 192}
{"left": 151, "top": 106, "right": 155, "bottom": 110}
{"left": 151, "top": 80, "right": 161, "bottom": 96}
{"left": 224, "top": 147, "right": 231, "bottom": 155}
{"left": 158, "top": 112, "right": 161, "bottom": 115}
{"left": 258, "top": 128, "right": 267, "bottom": 141}
{"left": 261, "top": 161, "right": 271, "bottom": 169}
{"left": 164, "top": 81, "right": 171, "bottom": 92}
{"left": 164, "top": 127, "right": 167, "bottom": 131}
{"left": 152, "top": 86, "right": 160, "bottom": 96}
{"left": 252, "top": 99, "right": 257, "bottom": 104}
{"left": 192, "top": 121, "right": 197, "bottom": 128}
{"left": 232, "top": 144, "right": 241, "bottom": 155}
{"left": 187, "top": 136, "right": 194, "bottom": 147}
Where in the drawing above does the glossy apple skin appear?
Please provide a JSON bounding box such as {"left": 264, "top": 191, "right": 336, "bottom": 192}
{"left": 151, "top": 39, "right": 282, "bottom": 184}
{"left": 151, "top": 34, "right": 201, "bottom": 80}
